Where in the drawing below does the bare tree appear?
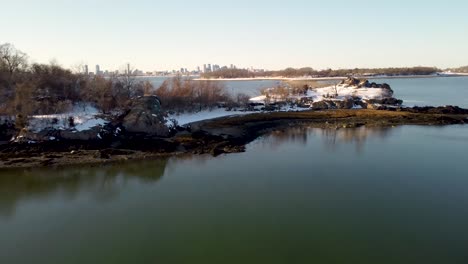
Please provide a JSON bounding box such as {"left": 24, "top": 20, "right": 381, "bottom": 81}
{"left": 332, "top": 84, "right": 339, "bottom": 98}
{"left": 71, "top": 62, "right": 89, "bottom": 76}
{"left": 0, "top": 43, "right": 28, "bottom": 104}
{"left": 0, "top": 43, "right": 28, "bottom": 84}
{"left": 116, "top": 63, "right": 139, "bottom": 99}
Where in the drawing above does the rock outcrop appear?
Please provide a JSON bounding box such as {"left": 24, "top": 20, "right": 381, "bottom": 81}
{"left": 12, "top": 96, "right": 172, "bottom": 144}
{"left": 404, "top": 105, "right": 468, "bottom": 115}
{"left": 310, "top": 78, "right": 400, "bottom": 110}
{"left": 340, "top": 77, "right": 392, "bottom": 90}
{"left": 312, "top": 98, "right": 354, "bottom": 110}
{"left": 14, "top": 123, "right": 104, "bottom": 144}
{"left": 121, "top": 96, "right": 170, "bottom": 137}
{"left": 0, "top": 118, "right": 15, "bottom": 142}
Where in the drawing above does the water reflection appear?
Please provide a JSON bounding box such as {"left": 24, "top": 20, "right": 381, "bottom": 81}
{"left": 0, "top": 159, "right": 167, "bottom": 218}
{"left": 256, "top": 126, "right": 394, "bottom": 153}
{"left": 318, "top": 127, "right": 393, "bottom": 153}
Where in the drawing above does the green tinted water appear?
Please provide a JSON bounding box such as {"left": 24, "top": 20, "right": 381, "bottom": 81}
{"left": 1, "top": 125, "right": 468, "bottom": 263}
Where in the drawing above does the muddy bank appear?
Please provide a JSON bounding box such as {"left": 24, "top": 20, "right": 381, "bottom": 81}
{"left": 1, "top": 109, "right": 467, "bottom": 169}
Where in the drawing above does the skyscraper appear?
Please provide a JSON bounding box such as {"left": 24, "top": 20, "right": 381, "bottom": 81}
{"left": 95, "top": 65, "right": 100, "bottom": 75}
{"left": 84, "top": 65, "right": 89, "bottom": 75}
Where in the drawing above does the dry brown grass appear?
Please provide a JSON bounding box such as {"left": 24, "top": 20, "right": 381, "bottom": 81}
{"left": 202, "top": 109, "right": 461, "bottom": 128}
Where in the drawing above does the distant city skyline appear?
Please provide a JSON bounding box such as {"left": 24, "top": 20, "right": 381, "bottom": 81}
{"left": 1, "top": 0, "right": 467, "bottom": 71}
{"left": 79, "top": 63, "right": 253, "bottom": 76}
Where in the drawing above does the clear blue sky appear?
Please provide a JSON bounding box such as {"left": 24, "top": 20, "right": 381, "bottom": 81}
{"left": 1, "top": 0, "right": 467, "bottom": 71}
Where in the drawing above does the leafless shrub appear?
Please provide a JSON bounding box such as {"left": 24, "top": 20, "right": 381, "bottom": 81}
{"left": 155, "top": 77, "right": 232, "bottom": 113}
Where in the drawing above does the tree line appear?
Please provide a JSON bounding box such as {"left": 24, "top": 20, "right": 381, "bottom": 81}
{"left": 0, "top": 43, "right": 153, "bottom": 118}
{"left": 448, "top": 66, "right": 468, "bottom": 73}
{"left": 0, "top": 43, "right": 251, "bottom": 128}
{"left": 201, "top": 66, "right": 440, "bottom": 79}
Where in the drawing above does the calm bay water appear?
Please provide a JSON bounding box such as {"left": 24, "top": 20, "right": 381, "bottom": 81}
{"left": 376, "top": 76, "right": 468, "bottom": 108}
{"left": 1, "top": 77, "right": 468, "bottom": 263}
{"left": 1, "top": 125, "right": 468, "bottom": 263}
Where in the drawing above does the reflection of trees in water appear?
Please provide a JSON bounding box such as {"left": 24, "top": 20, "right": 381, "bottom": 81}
{"left": 258, "top": 126, "right": 393, "bottom": 153}
{"left": 315, "top": 127, "right": 393, "bottom": 153}
{"left": 256, "top": 127, "right": 310, "bottom": 151}
{"left": 0, "top": 159, "right": 168, "bottom": 218}
{"left": 164, "top": 154, "right": 215, "bottom": 175}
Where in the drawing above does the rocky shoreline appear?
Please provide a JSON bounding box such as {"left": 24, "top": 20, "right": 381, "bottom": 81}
{"left": 2, "top": 78, "right": 468, "bottom": 170}
{"left": 1, "top": 108, "right": 467, "bottom": 169}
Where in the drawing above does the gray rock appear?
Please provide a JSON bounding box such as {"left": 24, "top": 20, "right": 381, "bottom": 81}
{"left": 335, "top": 98, "right": 355, "bottom": 109}
{"left": 59, "top": 126, "right": 102, "bottom": 141}
{"left": 312, "top": 98, "right": 355, "bottom": 110}
{"left": 366, "top": 98, "right": 403, "bottom": 106}
{"left": 121, "top": 96, "right": 170, "bottom": 137}
{"left": 312, "top": 100, "right": 335, "bottom": 110}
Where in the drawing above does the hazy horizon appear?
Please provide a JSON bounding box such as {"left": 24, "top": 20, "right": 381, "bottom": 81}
{"left": 1, "top": 0, "right": 467, "bottom": 72}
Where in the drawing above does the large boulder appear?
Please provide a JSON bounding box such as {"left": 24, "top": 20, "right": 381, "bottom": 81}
{"left": 340, "top": 77, "right": 394, "bottom": 96}
{"left": 121, "top": 96, "right": 170, "bottom": 137}
{"left": 335, "top": 98, "right": 355, "bottom": 109}
{"left": 312, "top": 99, "right": 354, "bottom": 110}
{"left": 0, "top": 118, "right": 16, "bottom": 142}
{"left": 312, "top": 100, "right": 335, "bottom": 110}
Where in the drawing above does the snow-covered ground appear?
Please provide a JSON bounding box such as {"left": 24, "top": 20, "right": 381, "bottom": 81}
{"left": 27, "top": 104, "right": 108, "bottom": 132}
{"left": 307, "top": 84, "right": 391, "bottom": 101}
{"left": 168, "top": 105, "right": 313, "bottom": 126}
{"left": 168, "top": 108, "right": 258, "bottom": 126}
{"left": 250, "top": 84, "right": 391, "bottom": 104}
{"left": 169, "top": 83, "right": 394, "bottom": 126}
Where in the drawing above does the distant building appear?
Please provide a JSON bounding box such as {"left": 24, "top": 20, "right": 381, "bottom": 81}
{"left": 134, "top": 69, "right": 144, "bottom": 75}
{"left": 95, "top": 65, "right": 101, "bottom": 75}
{"left": 84, "top": 65, "right": 89, "bottom": 75}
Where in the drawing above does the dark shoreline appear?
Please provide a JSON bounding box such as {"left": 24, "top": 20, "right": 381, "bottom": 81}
{"left": 1, "top": 109, "right": 467, "bottom": 170}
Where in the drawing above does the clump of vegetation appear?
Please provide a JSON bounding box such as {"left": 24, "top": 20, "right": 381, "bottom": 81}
{"left": 1, "top": 42, "right": 256, "bottom": 130}
{"left": 154, "top": 76, "right": 232, "bottom": 113}
{"left": 0, "top": 43, "right": 149, "bottom": 128}
{"left": 287, "top": 80, "right": 331, "bottom": 91}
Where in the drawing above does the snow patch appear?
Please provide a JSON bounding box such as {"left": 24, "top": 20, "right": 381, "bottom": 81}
{"left": 249, "top": 84, "right": 391, "bottom": 104}
{"left": 27, "top": 104, "right": 108, "bottom": 133}
{"left": 169, "top": 108, "right": 258, "bottom": 126}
